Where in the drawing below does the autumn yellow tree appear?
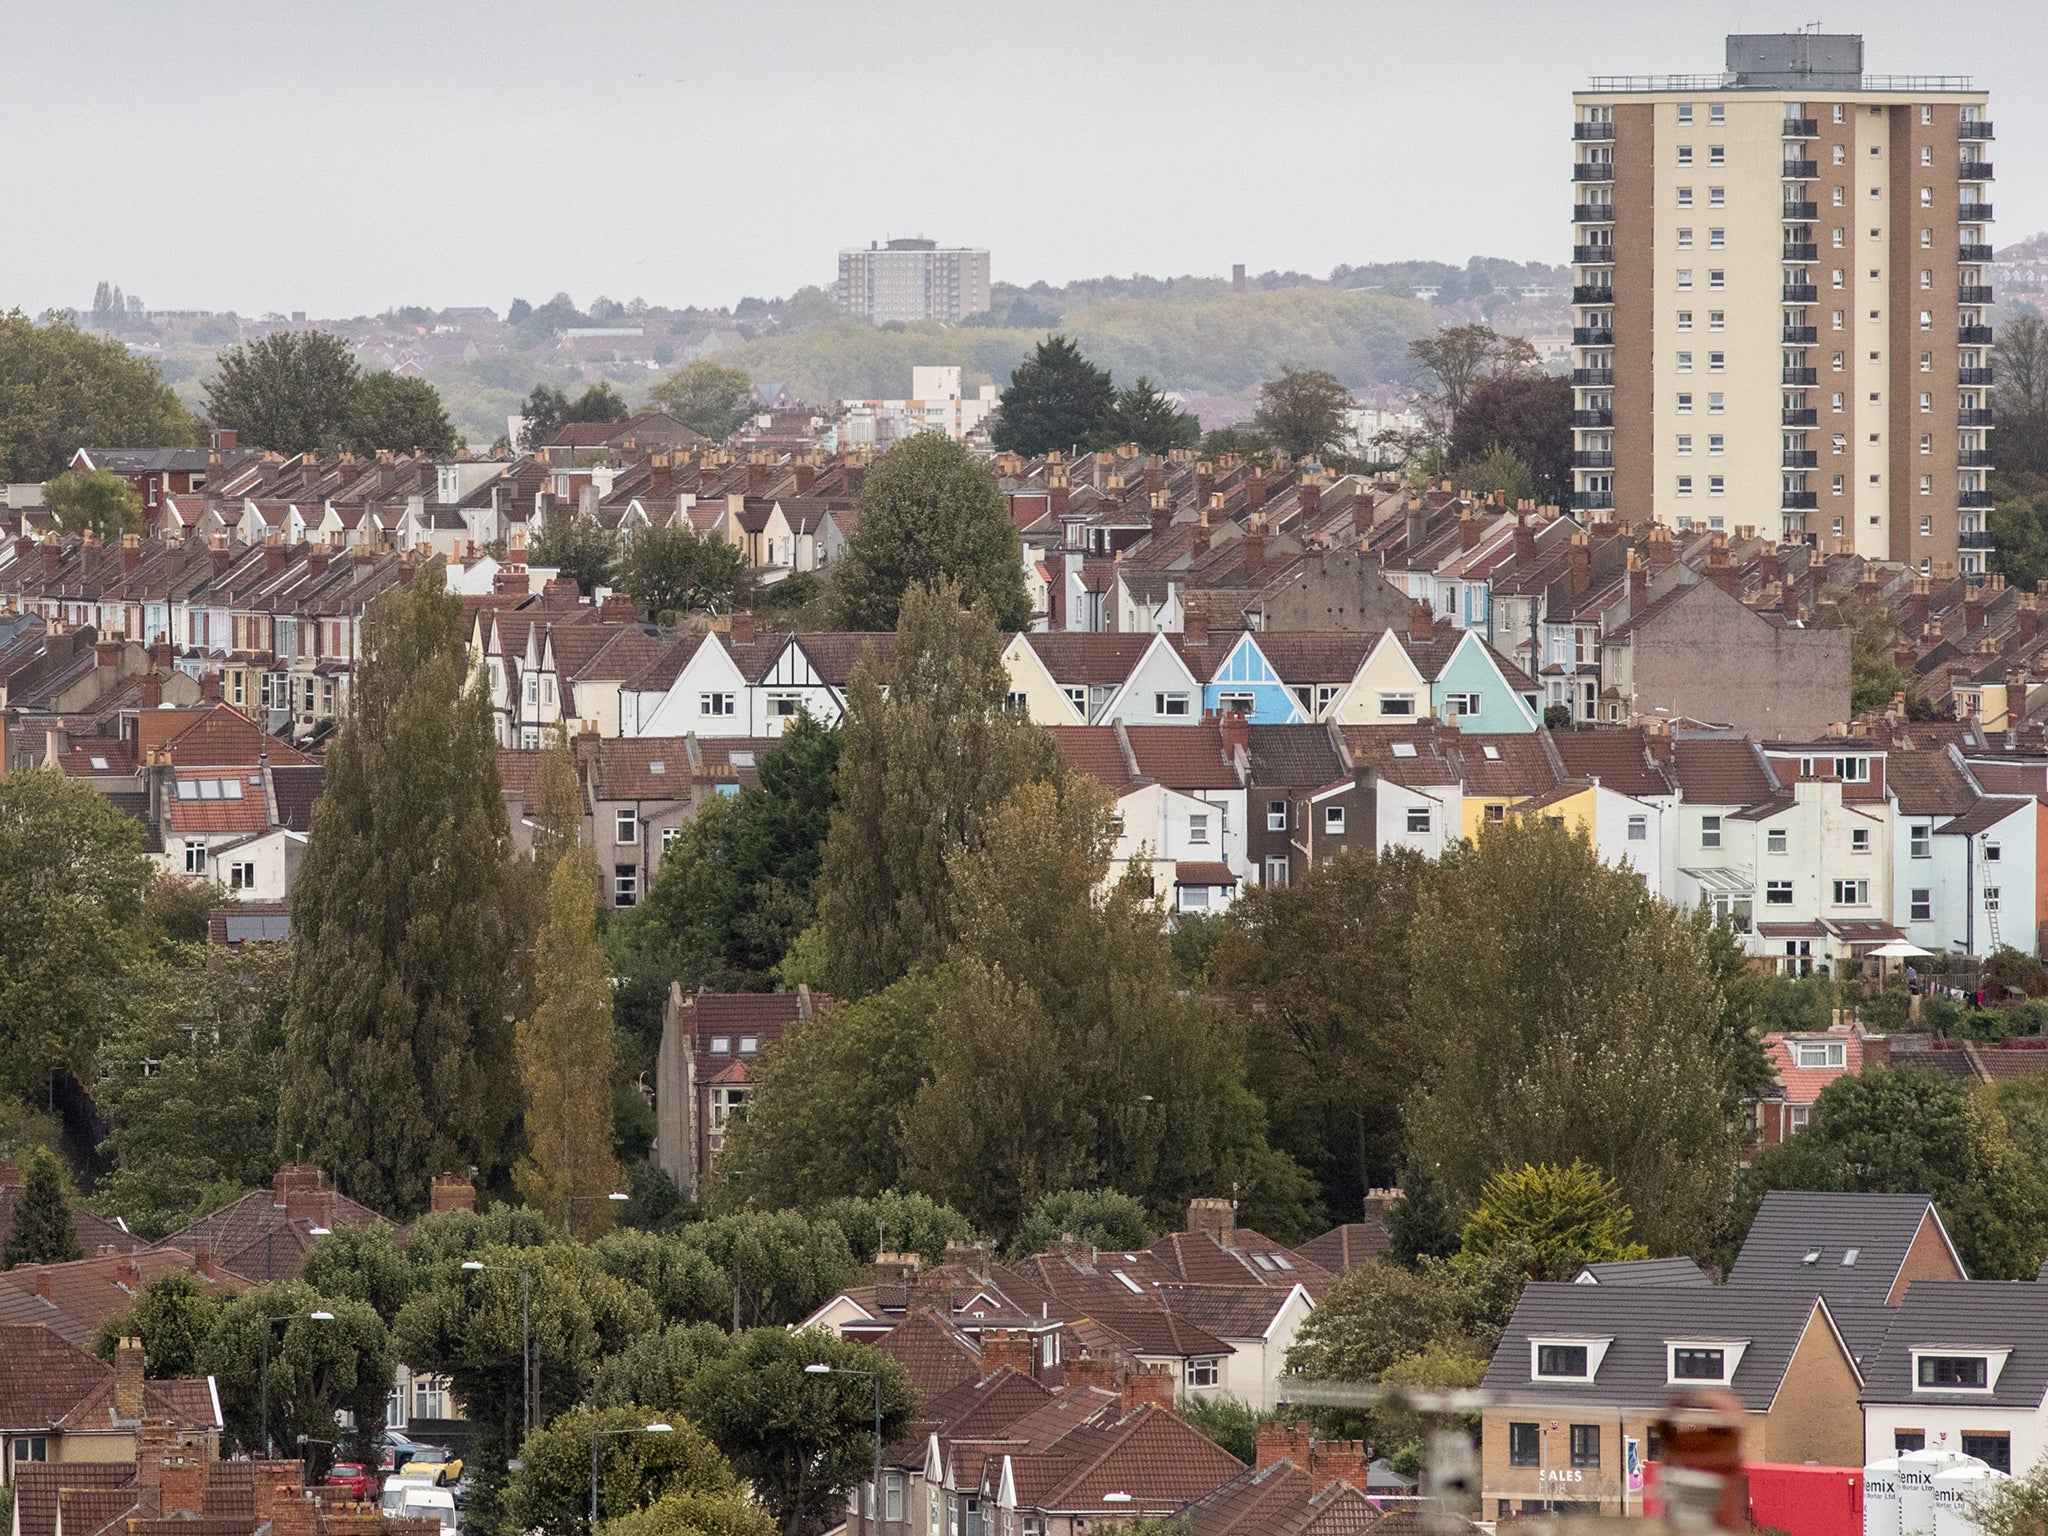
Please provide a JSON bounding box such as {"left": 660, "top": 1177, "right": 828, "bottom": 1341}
{"left": 515, "top": 847, "right": 622, "bottom": 1237}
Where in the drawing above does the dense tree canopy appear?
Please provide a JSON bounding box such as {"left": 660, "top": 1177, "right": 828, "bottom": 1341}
{"left": 1448, "top": 374, "right": 1573, "bottom": 506}
{"left": 1106, "top": 376, "right": 1200, "bottom": 453}
{"left": 1457, "top": 1160, "right": 1649, "bottom": 1280}
{"left": 988, "top": 334, "right": 1116, "bottom": 457}
{"left": 278, "top": 564, "right": 522, "bottom": 1215}
{"left": 830, "top": 435, "right": 1030, "bottom": 631}
{"left": 203, "top": 331, "right": 457, "bottom": 455}
{"left": 3, "top": 1148, "right": 81, "bottom": 1267}
{"left": 0, "top": 309, "right": 192, "bottom": 480}
{"left": 650, "top": 360, "right": 754, "bottom": 441}
{"left": 615, "top": 525, "right": 752, "bottom": 620}
{"left": 43, "top": 467, "right": 143, "bottom": 536}
{"left": 1252, "top": 366, "right": 1352, "bottom": 458}
{"left": 529, "top": 510, "right": 617, "bottom": 596}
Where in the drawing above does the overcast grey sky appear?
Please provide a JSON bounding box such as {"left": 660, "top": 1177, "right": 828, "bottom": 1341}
{"left": 3, "top": 1, "right": 2041, "bottom": 317}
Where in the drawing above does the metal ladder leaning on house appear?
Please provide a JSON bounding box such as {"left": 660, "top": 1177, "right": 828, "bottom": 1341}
{"left": 1980, "top": 836, "right": 2002, "bottom": 951}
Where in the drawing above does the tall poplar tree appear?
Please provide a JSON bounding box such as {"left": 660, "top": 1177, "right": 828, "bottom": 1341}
{"left": 278, "top": 564, "right": 521, "bottom": 1216}
{"left": 515, "top": 849, "right": 622, "bottom": 1237}
{"left": 815, "top": 580, "right": 1055, "bottom": 998}
{"left": 4, "top": 1148, "right": 82, "bottom": 1267}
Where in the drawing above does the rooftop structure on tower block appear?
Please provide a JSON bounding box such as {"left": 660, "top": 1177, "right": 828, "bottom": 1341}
{"left": 1571, "top": 34, "right": 1992, "bottom": 573}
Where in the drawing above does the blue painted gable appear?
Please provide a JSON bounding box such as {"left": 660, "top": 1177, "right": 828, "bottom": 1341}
{"left": 1203, "top": 633, "right": 1307, "bottom": 724}
{"left": 1432, "top": 635, "right": 1538, "bottom": 733}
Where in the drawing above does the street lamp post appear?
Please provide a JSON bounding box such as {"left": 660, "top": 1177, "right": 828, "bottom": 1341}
{"left": 589, "top": 1423, "right": 672, "bottom": 1529}
{"left": 461, "top": 1261, "right": 534, "bottom": 1448}
{"left": 259, "top": 1311, "right": 334, "bottom": 1458}
{"left": 807, "top": 1363, "right": 882, "bottom": 1534}
{"left": 562, "top": 1190, "right": 629, "bottom": 1237}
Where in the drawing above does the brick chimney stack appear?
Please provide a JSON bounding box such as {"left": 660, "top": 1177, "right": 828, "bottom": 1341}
{"left": 1218, "top": 705, "right": 1250, "bottom": 765}
{"left": 981, "top": 1329, "right": 1035, "bottom": 1378}
{"left": 1298, "top": 476, "right": 1321, "bottom": 520}
{"left": 114, "top": 1337, "right": 146, "bottom": 1422}
{"left": 1195, "top": 461, "right": 1214, "bottom": 503}
{"left": 1186, "top": 1196, "right": 1235, "bottom": 1245}
{"left": 430, "top": 1173, "right": 476, "bottom": 1213}
{"left": 2021, "top": 594, "right": 2039, "bottom": 646}
{"left": 1246, "top": 471, "right": 1266, "bottom": 513}
{"left": 1120, "top": 1363, "right": 1176, "bottom": 1416}
{"left": 1066, "top": 1353, "right": 1116, "bottom": 1393}
{"left": 729, "top": 610, "right": 756, "bottom": 644}
{"left": 1191, "top": 513, "right": 1211, "bottom": 559}
{"left": 1241, "top": 518, "right": 1269, "bottom": 582}
{"left": 1568, "top": 533, "right": 1590, "bottom": 594}
{"left": 41, "top": 541, "right": 61, "bottom": 575}
{"left": 198, "top": 672, "right": 221, "bottom": 704}
{"left": 1255, "top": 1420, "right": 1314, "bottom": 1470}
{"left": 1409, "top": 599, "right": 1436, "bottom": 644}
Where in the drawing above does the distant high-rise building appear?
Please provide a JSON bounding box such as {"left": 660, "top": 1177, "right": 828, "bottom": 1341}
{"left": 1571, "top": 34, "right": 1994, "bottom": 572}
{"left": 836, "top": 238, "right": 991, "bottom": 324}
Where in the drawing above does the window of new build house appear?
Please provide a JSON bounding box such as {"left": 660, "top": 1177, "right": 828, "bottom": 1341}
{"left": 1189, "top": 813, "right": 1209, "bottom": 845}
{"left": 1767, "top": 881, "right": 1794, "bottom": 905}
{"left": 1156, "top": 691, "right": 1190, "bottom": 717}
{"left": 1325, "top": 805, "right": 1346, "bottom": 835}
{"left": 1571, "top": 1425, "right": 1602, "bottom": 1467}
{"left": 1918, "top": 1355, "right": 1990, "bottom": 1390}
{"left": 1964, "top": 1435, "right": 2012, "bottom": 1474}
{"left": 1535, "top": 1344, "right": 1591, "bottom": 1380}
{"left": 1510, "top": 1423, "right": 1541, "bottom": 1467}
{"left": 1701, "top": 815, "right": 1722, "bottom": 848}
{"left": 1671, "top": 1347, "right": 1728, "bottom": 1382}
{"left": 1896, "top": 1431, "right": 1928, "bottom": 1454}
{"left": 1405, "top": 807, "right": 1429, "bottom": 835}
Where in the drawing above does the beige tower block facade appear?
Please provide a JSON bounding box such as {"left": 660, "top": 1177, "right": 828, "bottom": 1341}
{"left": 1570, "top": 35, "right": 1992, "bottom": 575}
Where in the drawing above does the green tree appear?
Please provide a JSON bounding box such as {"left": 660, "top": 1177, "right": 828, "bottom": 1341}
{"left": 1105, "top": 376, "right": 1199, "bottom": 454}
{"left": 592, "top": 1324, "right": 737, "bottom": 1413}
{"left": 817, "top": 1191, "right": 980, "bottom": 1265}
{"left": 507, "top": 1405, "right": 750, "bottom": 1536}
{"left": 1994, "top": 310, "right": 2048, "bottom": 479}
{"left": 1252, "top": 366, "right": 1352, "bottom": 458}
{"left": 201, "top": 1281, "right": 392, "bottom": 1460}
{"left": 1408, "top": 323, "right": 1539, "bottom": 421}
{"left": 1747, "top": 1067, "right": 2048, "bottom": 1279}
{"left": 1403, "top": 819, "right": 1749, "bottom": 1257}
{"left": 531, "top": 510, "right": 618, "bottom": 596}
{"left": 988, "top": 334, "right": 1115, "bottom": 456}
{"left": 1175, "top": 1395, "right": 1263, "bottom": 1464}
{"left": 91, "top": 939, "right": 289, "bottom": 1239}
{"left": 3, "top": 1148, "right": 81, "bottom": 1267}
{"left": 1448, "top": 375, "right": 1573, "bottom": 505}
{"left": 1387, "top": 1159, "right": 1461, "bottom": 1267}
{"left": 668, "top": 1212, "right": 860, "bottom": 1330}
{"left": 615, "top": 525, "right": 753, "bottom": 620}
{"left": 1818, "top": 587, "right": 1909, "bottom": 716}
{"left": 614, "top": 715, "right": 839, "bottom": 1020}
{"left": 1008, "top": 1188, "right": 1152, "bottom": 1259}
{"left": 517, "top": 848, "right": 625, "bottom": 1237}
{"left": 650, "top": 361, "right": 754, "bottom": 441}
{"left": 1208, "top": 848, "right": 1427, "bottom": 1219}
{"left": 711, "top": 971, "right": 952, "bottom": 1206}
{"left": 351, "top": 371, "right": 459, "bottom": 455}
{"left": 94, "top": 1270, "right": 222, "bottom": 1377}
{"left": 830, "top": 434, "right": 1030, "bottom": 631}
{"left": 1450, "top": 444, "right": 1535, "bottom": 507}
{"left": 895, "top": 776, "right": 1316, "bottom": 1240}
{"left": 521, "top": 384, "right": 571, "bottom": 449}
{"left": 0, "top": 309, "right": 192, "bottom": 481}
{"left": 395, "top": 1240, "right": 659, "bottom": 1487}
{"left": 816, "top": 581, "right": 1054, "bottom": 996}
{"left": 1285, "top": 1256, "right": 1489, "bottom": 1384}
{"left": 1457, "top": 1160, "right": 1649, "bottom": 1280}
{"left": 203, "top": 330, "right": 362, "bottom": 455}
{"left": 277, "top": 563, "right": 521, "bottom": 1216}
{"left": 1966, "top": 1445, "right": 2048, "bottom": 1536}
{"left": 43, "top": 467, "right": 143, "bottom": 536}
{"left": 301, "top": 1223, "right": 413, "bottom": 1324}
{"left": 602, "top": 1492, "right": 773, "bottom": 1536}
{"left": 0, "top": 769, "right": 151, "bottom": 1101}
{"left": 680, "top": 1329, "right": 917, "bottom": 1536}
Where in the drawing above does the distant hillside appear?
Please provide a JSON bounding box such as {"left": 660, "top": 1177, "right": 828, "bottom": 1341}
{"left": 716, "top": 287, "right": 1438, "bottom": 404}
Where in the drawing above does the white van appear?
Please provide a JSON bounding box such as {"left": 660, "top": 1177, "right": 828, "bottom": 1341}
{"left": 380, "top": 1482, "right": 457, "bottom": 1532}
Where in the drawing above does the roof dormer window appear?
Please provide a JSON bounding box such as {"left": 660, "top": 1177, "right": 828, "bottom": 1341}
{"left": 1531, "top": 1338, "right": 1610, "bottom": 1381}
{"left": 1914, "top": 1352, "right": 2003, "bottom": 1393}
{"left": 1668, "top": 1341, "right": 1747, "bottom": 1385}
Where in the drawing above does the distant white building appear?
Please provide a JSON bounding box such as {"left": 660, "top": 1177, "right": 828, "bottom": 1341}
{"left": 836, "top": 239, "right": 991, "bottom": 323}
{"left": 836, "top": 366, "right": 999, "bottom": 447}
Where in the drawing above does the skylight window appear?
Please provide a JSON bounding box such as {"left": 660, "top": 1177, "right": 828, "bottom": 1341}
{"left": 1391, "top": 743, "right": 1418, "bottom": 759}
{"left": 730, "top": 751, "right": 756, "bottom": 767}
{"left": 1115, "top": 1272, "right": 1145, "bottom": 1295}
{"left": 648, "top": 760, "right": 665, "bottom": 774}
{"left": 89, "top": 756, "right": 109, "bottom": 770}
{"left": 1802, "top": 1248, "right": 1822, "bottom": 1265}
{"left": 1842, "top": 1248, "right": 1859, "bottom": 1267}
{"left": 1484, "top": 744, "right": 1502, "bottom": 761}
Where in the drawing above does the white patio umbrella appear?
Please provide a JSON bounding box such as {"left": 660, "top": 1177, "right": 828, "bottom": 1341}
{"left": 1868, "top": 941, "right": 1933, "bottom": 958}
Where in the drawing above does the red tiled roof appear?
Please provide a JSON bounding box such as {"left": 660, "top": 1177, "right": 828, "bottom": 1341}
{"left": 1123, "top": 724, "right": 1241, "bottom": 790}
{"left": 157, "top": 704, "right": 312, "bottom": 767}
{"left": 1762, "top": 1030, "right": 1870, "bottom": 1106}
{"left": 1668, "top": 736, "right": 1777, "bottom": 807}
{"left": 1549, "top": 728, "right": 1673, "bottom": 798}
{"left": 1173, "top": 862, "right": 1238, "bottom": 888}
{"left": 1937, "top": 796, "right": 2032, "bottom": 838}
{"left": 587, "top": 738, "right": 696, "bottom": 802}
{"left": 1023, "top": 633, "right": 1154, "bottom": 686}
{"left": 1050, "top": 727, "right": 1143, "bottom": 794}
{"left": 0, "top": 1323, "right": 116, "bottom": 1430}
{"left": 874, "top": 1310, "right": 986, "bottom": 1399}
{"left": 9, "top": 1462, "right": 137, "bottom": 1536}
{"left": 163, "top": 770, "right": 271, "bottom": 834}
{"left": 548, "top": 422, "right": 622, "bottom": 448}
{"left": 0, "top": 1251, "right": 245, "bottom": 1348}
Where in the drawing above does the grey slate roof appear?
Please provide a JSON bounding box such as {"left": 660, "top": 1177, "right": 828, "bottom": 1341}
{"left": 1728, "top": 1191, "right": 1954, "bottom": 1305}
{"left": 1247, "top": 723, "right": 1345, "bottom": 788}
{"left": 1860, "top": 1282, "right": 2048, "bottom": 1408}
{"left": 1479, "top": 1281, "right": 1843, "bottom": 1412}
{"left": 1575, "top": 1257, "right": 1712, "bottom": 1287}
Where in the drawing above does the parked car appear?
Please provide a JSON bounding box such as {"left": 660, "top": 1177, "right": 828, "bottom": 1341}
{"left": 380, "top": 1482, "right": 457, "bottom": 1532}
{"left": 378, "top": 1431, "right": 459, "bottom": 1480}
{"left": 325, "top": 1463, "right": 374, "bottom": 1500}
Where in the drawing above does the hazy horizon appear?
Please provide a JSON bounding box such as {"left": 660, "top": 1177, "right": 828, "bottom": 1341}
{"left": 5, "top": 0, "right": 2043, "bottom": 318}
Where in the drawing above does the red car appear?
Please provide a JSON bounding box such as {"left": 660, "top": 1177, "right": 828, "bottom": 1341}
{"left": 324, "top": 1464, "right": 373, "bottom": 1500}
